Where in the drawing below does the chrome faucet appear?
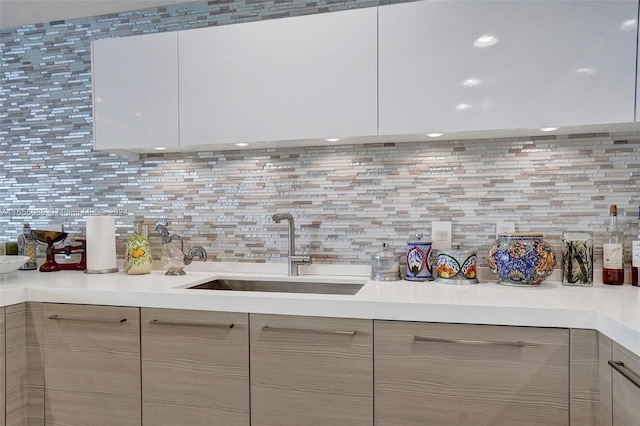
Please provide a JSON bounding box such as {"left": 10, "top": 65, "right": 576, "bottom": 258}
{"left": 272, "top": 213, "right": 311, "bottom": 276}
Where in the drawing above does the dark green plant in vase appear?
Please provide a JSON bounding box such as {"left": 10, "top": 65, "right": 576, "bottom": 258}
{"left": 563, "top": 240, "right": 593, "bottom": 286}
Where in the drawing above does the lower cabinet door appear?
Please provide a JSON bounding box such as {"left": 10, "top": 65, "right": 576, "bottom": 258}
{"left": 375, "top": 321, "right": 569, "bottom": 426}
{"left": 141, "top": 308, "right": 250, "bottom": 425}
{"left": 250, "top": 314, "right": 373, "bottom": 426}
{"left": 43, "top": 304, "right": 141, "bottom": 426}
{"left": 610, "top": 342, "right": 640, "bottom": 426}
{"left": 1, "top": 306, "right": 5, "bottom": 426}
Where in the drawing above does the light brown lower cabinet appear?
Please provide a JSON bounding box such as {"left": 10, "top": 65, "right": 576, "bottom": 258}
{"left": 1, "top": 306, "right": 5, "bottom": 426}
{"left": 4, "top": 302, "right": 45, "bottom": 426}
{"left": 375, "top": 320, "right": 570, "bottom": 426}
{"left": 43, "top": 303, "right": 141, "bottom": 426}
{"left": 250, "top": 314, "right": 373, "bottom": 426}
{"left": 570, "top": 329, "right": 601, "bottom": 425}
{"left": 1, "top": 300, "right": 636, "bottom": 426}
{"left": 599, "top": 333, "right": 614, "bottom": 426}
{"left": 141, "top": 308, "right": 250, "bottom": 425}
{"left": 610, "top": 342, "right": 640, "bottom": 425}
{"left": 5, "top": 303, "right": 28, "bottom": 426}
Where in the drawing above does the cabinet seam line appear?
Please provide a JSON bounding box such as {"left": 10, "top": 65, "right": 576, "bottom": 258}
{"left": 248, "top": 312, "right": 252, "bottom": 426}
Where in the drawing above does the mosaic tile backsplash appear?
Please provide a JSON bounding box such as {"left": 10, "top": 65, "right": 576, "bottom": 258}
{"left": 1, "top": 0, "right": 640, "bottom": 267}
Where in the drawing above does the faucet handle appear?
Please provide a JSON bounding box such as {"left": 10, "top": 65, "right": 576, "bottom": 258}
{"left": 290, "top": 254, "right": 311, "bottom": 264}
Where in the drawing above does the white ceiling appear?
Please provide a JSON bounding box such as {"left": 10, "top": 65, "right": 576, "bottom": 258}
{"left": 0, "top": 0, "right": 191, "bottom": 29}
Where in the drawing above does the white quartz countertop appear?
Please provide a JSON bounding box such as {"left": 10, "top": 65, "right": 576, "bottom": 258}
{"left": 1, "top": 262, "right": 639, "bottom": 357}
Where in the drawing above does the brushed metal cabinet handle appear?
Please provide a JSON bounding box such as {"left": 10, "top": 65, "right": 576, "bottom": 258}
{"left": 48, "top": 314, "right": 127, "bottom": 323}
{"left": 414, "top": 335, "right": 526, "bottom": 348}
{"left": 149, "top": 319, "right": 234, "bottom": 328}
{"left": 262, "top": 325, "right": 357, "bottom": 336}
{"left": 609, "top": 360, "right": 640, "bottom": 389}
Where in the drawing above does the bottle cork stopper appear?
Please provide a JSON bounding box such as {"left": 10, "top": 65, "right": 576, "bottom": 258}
{"left": 610, "top": 205, "right": 617, "bottom": 216}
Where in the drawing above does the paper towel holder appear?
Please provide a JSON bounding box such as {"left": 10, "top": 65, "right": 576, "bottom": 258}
{"left": 84, "top": 215, "right": 119, "bottom": 274}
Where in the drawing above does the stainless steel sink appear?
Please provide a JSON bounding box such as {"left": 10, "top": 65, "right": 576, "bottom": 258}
{"left": 188, "top": 279, "right": 364, "bottom": 295}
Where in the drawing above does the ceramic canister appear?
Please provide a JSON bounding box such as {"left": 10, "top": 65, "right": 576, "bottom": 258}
{"left": 406, "top": 234, "right": 433, "bottom": 281}
{"left": 434, "top": 245, "right": 478, "bottom": 284}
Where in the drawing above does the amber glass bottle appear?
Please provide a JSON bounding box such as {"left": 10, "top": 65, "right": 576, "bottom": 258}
{"left": 603, "top": 205, "right": 624, "bottom": 285}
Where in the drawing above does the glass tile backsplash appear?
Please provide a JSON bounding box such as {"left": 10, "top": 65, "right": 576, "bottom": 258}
{"left": 1, "top": 0, "right": 639, "bottom": 265}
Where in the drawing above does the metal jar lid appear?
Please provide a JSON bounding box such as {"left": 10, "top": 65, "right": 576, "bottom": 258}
{"left": 437, "top": 243, "right": 476, "bottom": 258}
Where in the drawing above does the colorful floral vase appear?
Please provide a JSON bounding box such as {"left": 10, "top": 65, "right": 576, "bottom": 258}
{"left": 486, "top": 233, "right": 556, "bottom": 286}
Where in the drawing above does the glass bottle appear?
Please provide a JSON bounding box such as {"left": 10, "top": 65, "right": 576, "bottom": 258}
{"left": 603, "top": 205, "right": 624, "bottom": 285}
{"left": 632, "top": 206, "right": 640, "bottom": 287}
{"left": 124, "top": 217, "right": 153, "bottom": 275}
{"left": 17, "top": 223, "right": 37, "bottom": 270}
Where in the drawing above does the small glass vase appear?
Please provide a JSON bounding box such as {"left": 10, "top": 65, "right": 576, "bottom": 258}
{"left": 562, "top": 231, "right": 594, "bottom": 287}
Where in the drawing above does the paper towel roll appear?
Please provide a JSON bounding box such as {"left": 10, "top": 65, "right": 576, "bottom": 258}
{"left": 85, "top": 215, "right": 118, "bottom": 274}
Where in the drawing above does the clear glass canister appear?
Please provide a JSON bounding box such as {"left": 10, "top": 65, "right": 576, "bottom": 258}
{"left": 124, "top": 217, "right": 153, "bottom": 275}
{"left": 371, "top": 242, "right": 401, "bottom": 281}
{"left": 562, "top": 231, "right": 594, "bottom": 286}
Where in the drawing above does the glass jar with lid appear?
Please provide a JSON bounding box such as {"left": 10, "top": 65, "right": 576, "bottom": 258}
{"left": 371, "top": 242, "right": 401, "bottom": 281}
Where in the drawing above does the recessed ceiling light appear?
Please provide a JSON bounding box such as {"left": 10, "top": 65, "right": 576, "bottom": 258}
{"left": 473, "top": 34, "right": 498, "bottom": 48}
{"left": 235, "top": 142, "right": 248, "bottom": 147}
{"left": 153, "top": 147, "right": 167, "bottom": 151}
{"left": 461, "top": 78, "right": 481, "bottom": 87}
{"left": 540, "top": 127, "right": 559, "bottom": 132}
{"left": 576, "top": 67, "right": 596, "bottom": 75}
{"left": 326, "top": 138, "right": 340, "bottom": 142}
{"left": 620, "top": 19, "right": 637, "bottom": 31}
{"left": 426, "top": 132, "right": 444, "bottom": 138}
{"left": 455, "top": 103, "right": 471, "bottom": 111}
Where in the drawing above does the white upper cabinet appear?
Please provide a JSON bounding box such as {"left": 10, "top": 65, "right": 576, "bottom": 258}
{"left": 379, "top": 0, "right": 638, "bottom": 136}
{"left": 178, "top": 8, "right": 378, "bottom": 146}
{"left": 92, "top": 32, "right": 179, "bottom": 150}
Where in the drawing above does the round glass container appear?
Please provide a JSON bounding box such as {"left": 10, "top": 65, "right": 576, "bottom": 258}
{"left": 371, "top": 242, "right": 401, "bottom": 281}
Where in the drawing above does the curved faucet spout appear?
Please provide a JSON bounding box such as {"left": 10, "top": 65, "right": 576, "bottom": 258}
{"left": 271, "top": 212, "right": 310, "bottom": 276}
{"left": 272, "top": 213, "right": 295, "bottom": 258}
{"left": 272, "top": 213, "right": 294, "bottom": 223}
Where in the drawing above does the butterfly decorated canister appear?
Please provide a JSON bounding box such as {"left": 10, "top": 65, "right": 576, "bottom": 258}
{"left": 434, "top": 245, "right": 478, "bottom": 284}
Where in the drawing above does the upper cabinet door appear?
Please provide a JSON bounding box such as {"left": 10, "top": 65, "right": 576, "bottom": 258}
{"left": 92, "top": 32, "right": 179, "bottom": 150}
{"left": 178, "top": 8, "right": 378, "bottom": 147}
{"left": 379, "top": 0, "right": 638, "bottom": 135}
